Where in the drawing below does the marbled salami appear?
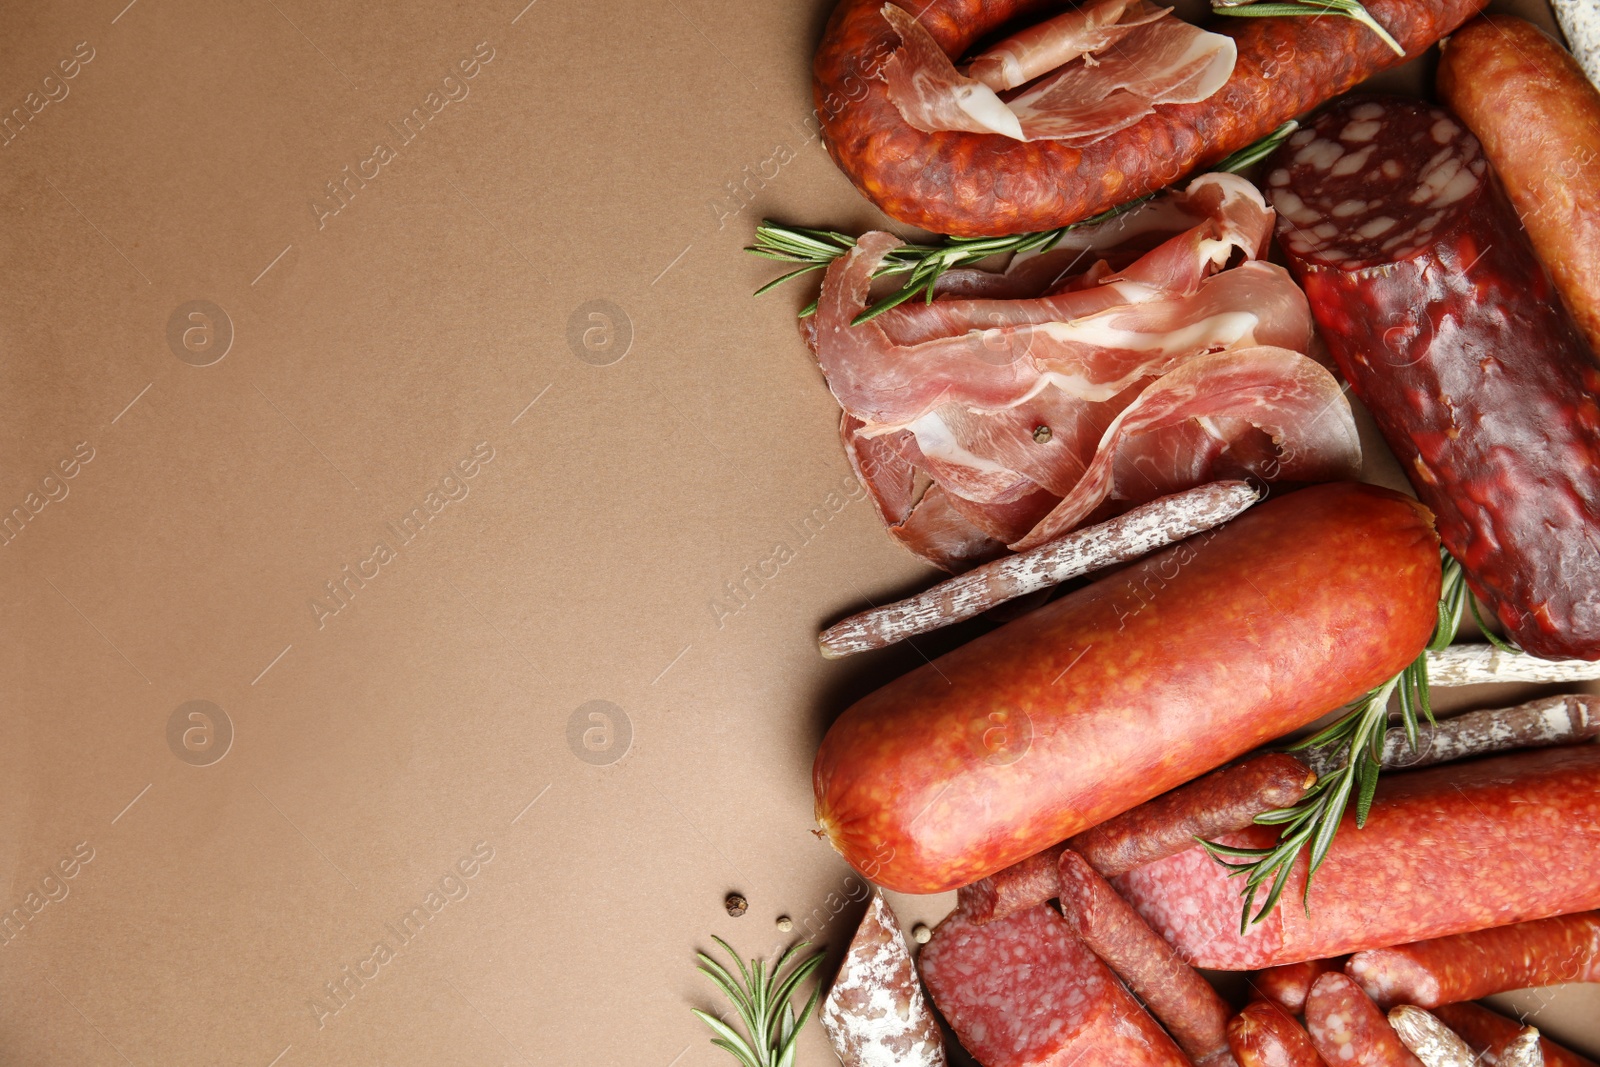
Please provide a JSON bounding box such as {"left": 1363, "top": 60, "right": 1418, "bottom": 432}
{"left": 822, "top": 890, "right": 946, "bottom": 1067}
{"left": 1305, "top": 973, "right": 1423, "bottom": 1067}
{"left": 1228, "top": 1000, "right": 1327, "bottom": 1067}
{"left": 919, "top": 904, "right": 1189, "bottom": 1067}
{"left": 1348, "top": 911, "right": 1600, "bottom": 1008}
{"left": 1248, "top": 957, "right": 1348, "bottom": 1015}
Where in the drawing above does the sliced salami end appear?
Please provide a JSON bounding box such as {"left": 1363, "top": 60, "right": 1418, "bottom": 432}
{"left": 1269, "top": 96, "right": 1489, "bottom": 271}
{"left": 919, "top": 905, "right": 1189, "bottom": 1067}
{"left": 821, "top": 891, "right": 947, "bottom": 1067}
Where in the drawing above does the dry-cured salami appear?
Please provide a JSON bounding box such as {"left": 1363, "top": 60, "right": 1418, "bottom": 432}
{"left": 1249, "top": 958, "right": 1348, "bottom": 1015}
{"left": 822, "top": 890, "right": 947, "bottom": 1067}
{"left": 919, "top": 904, "right": 1189, "bottom": 1067}
{"left": 813, "top": 0, "right": 1487, "bottom": 236}
{"left": 1304, "top": 973, "right": 1423, "bottom": 1067}
{"left": 1114, "top": 746, "right": 1600, "bottom": 969}
{"left": 1056, "top": 848, "right": 1237, "bottom": 1066}
{"left": 814, "top": 482, "right": 1439, "bottom": 894}
{"left": 1438, "top": 15, "right": 1600, "bottom": 356}
{"left": 1228, "top": 1000, "right": 1327, "bottom": 1067}
{"left": 1388, "top": 1006, "right": 1478, "bottom": 1067}
{"left": 1433, "top": 1004, "right": 1598, "bottom": 1067}
{"left": 1347, "top": 911, "right": 1600, "bottom": 1008}
{"left": 1267, "top": 95, "right": 1600, "bottom": 660}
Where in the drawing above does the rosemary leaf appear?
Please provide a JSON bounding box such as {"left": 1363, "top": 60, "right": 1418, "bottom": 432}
{"left": 694, "top": 938, "right": 823, "bottom": 1067}
{"left": 1211, "top": 0, "right": 1406, "bottom": 55}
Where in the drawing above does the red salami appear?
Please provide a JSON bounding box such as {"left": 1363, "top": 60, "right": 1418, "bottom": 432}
{"left": 960, "top": 753, "right": 1314, "bottom": 925}
{"left": 1267, "top": 95, "right": 1600, "bottom": 660}
{"left": 1113, "top": 746, "right": 1600, "bottom": 969}
{"left": 1056, "top": 848, "right": 1237, "bottom": 1066}
{"left": 919, "top": 904, "right": 1189, "bottom": 1067}
{"left": 1433, "top": 1003, "right": 1600, "bottom": 1067}
{"left": 1304, "top": 973, "right": 1423, "bottom": 1067}
{"left": 1249, "top": 958, "right": 1347, "bottom": 1015}
{"left": 1347, "top": 911, "right": 1600, "bottom": 1008}
{"left": 1228, "top": 1000, "right": 1327, "bottom": 1067}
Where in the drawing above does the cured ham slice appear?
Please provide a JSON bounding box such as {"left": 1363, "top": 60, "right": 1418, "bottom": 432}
{"left": 880, "top": 1, "right": 1235, "bottom": 146}
{"left": 812, "top": 175, "right": 1361, "bottom": 570}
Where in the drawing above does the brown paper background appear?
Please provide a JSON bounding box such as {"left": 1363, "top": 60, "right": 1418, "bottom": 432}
{"left": 1, "top": 0, "right": 1595, "bottom": 1064}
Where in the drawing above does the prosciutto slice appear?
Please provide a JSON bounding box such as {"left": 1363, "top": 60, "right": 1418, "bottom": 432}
{"left": 880, "top": 1, "right": 1235, "bottom": 146}
{"left": 812, "top": 175, "right": 1362, "bottom": 570}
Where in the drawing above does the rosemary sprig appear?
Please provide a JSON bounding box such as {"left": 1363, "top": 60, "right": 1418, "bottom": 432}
{"left": 1199, "top": 551, "right": 1509, "bottom": 931}
{"left": 692, "top": 937, "right": 825, "bottom": 1067}
{"left": 746, "top": 122, "right": 1300, "bottom": 325}
{"left": 1211, "top": 0, "right": 1406, "bottom": 56}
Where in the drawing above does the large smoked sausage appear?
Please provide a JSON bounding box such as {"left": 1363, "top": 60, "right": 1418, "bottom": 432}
{"left": 814, "top": 482, "right": 1440, "bottom": 894}
{"left": 1439, "top": 15, "right": 1600, "bottom": 355}
{"left": 813, "top": 0, "right": 1486, "bottom": 236}
{"left": 1115, "top": 746, "right": 1600, "bottom": 969}
{"left": 1267, "top": 96, "right": 1600, "bottom": 660}
{"left": 920, "top": 904, "right": 1190, "bottom": 1067}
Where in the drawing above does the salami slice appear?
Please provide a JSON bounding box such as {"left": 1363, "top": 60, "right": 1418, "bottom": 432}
{"left": 919, "top": 904, "right": 1190, "bottom": 1067}
{"left": 1433, "top": 1004, "right": 1598, "bottom": 1067}
{"left": 1348, "top": 911, "right": 1600, "bottom": 1008}
{"left": 1249, "top": 957, "right": 1348, "bottom": 1015}
{"left": 1228, "top": 1000, "right": 1327, "bottom": 1067}
{"left": 1267, "top": 95, "right": 1600, "bottom": 660}
{"left": 1304, "top": 973, "right": 1424, "bottom": 1067}
{"left": 822, "top": 890, "right": 946, "bottom": 1067}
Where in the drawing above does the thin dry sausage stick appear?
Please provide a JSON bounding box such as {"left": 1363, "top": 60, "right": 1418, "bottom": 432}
{"left": 1503, "top": 1028, "right": 1549, "bottom": 1067}
{"left": 1347, "top": 912, "right": 1600, "bottom": 1008}
{"left": 1305, "top": 973, "right": 1424, "bottom": 1067}
{"left": 1432, "top": 1004, "right": 1596, "bottom": 1067}
{"left": 819, "top": 481, "right": 1259, "bottom": 659}
{"left": 1249, "top": 957, "right": 1348, "bottom": 1015}
{"left": 1425, "top": 646, "right": 1600, "bottom": 687}
{"left": 958, "top": 752, "right": 1314, "bottom": 925}
{"left": 1299, "top": 695, "right": 1599, "bottom": 776}
{"left": 1388, "top": 1006, "right": 1477, "bottom": 1067}
{"left": 1057, "top": 848, "right": 1238, "bottom": 1066}
{"left": 1228, "top": 1000, "right": 1327, "bottom": 1067}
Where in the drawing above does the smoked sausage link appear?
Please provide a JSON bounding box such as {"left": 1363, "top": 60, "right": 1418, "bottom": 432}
{"left": 1439, "top": 15, "right": 1600, "bottom": 356}
{"left": 813, "top": 0, "right": 1487, "bottom": 236}
{"left": 1347, "top": 911, "right": 1600, "bottom": 1008}
{"left": 813, "top": 483, "right": 1440, "bottom": 894}
{"left": 1304, "top": 973, "right": 1423, "bottom": 1067}
{"left": 1250, "top": 957, "right": 1348, "bottom": 1015}
{"left": 919, "top": 904, "right": 1190, "bottom": 1067}
{"left": 1228, "top": 1000, "right": 1328, "bottom": 1067}
{"left": 1432, "top": 1003, "right": 1600, "bottom": 1067}
{"left": 1267, "top": 96, "right": 1600, "bottom": 660}
{"left": 1115, "top": 746, "right": 1600, "bottom": 969}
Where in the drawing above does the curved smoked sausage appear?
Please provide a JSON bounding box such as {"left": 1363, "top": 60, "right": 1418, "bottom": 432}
{"left": 814, "top": 482, "right": 1440, "bottom": 894}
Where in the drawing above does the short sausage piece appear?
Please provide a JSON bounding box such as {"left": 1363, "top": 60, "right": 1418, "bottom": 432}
{"left": 814, "top": 483, "right": 1440, "bottom": 894}
{"left": 1348, "top": 911, "right": 1600, "bottom": 1008}
{"left": 1433, "top": 1004, "right": 1598, "bottom": 1067}
{"left": 1249, "top": 958, "right": 1348, "bottom": 1015}
{"left": 961, "top": 753, "right": 1316, "bottom": 925}
{"left": 919, "top": 904, "right": 1190, "bottom": 1067}
{"left": 1229, "top": 1000, "right": 1327, "bottom": 1067}
{"left": 822, "top": 891, "right": 947, "bottom": 1067}
{"left": 1267, "top": 95, "right": 1600, "bottom": 660}
{"left": 1114, "top": 747, "right": 1600, "bottom": 969}
{"left": 1438, "top": 15, "right": 1600, "bottom": 355}
{"left": 1057, "top": 849, "right": 1237, "bottom": 1066}
{"left": 1304, "top": 973, "right": 1423, "bottom": 1067}
{"left": 813, "top": 0, "right": 1488, "bottom": 235}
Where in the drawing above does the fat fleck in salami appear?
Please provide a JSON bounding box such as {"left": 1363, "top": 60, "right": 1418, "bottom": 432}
{"left": 960, "top": 753, "right": 1315, "bottom": 925}
{"left": 814, "top": 0, "right": 1488, "bottom": 235}
{"left": 822, "top": 890, "right": 947, "bottom": 1067}
{"left": 1433, "top": 1004, "right": 1599, "bottom": 1067}
{"left": 1249, "top": 957, "right": 1348, "bottom": 1015}
{"left": 1229, "top": 1000, "right": 1327, "bottom": 1067}
{"left": 1304, "top": 973, "right": 1424, "bottom": 1067}
{"left": 919, "top": 904, "right": 1189, "bottom": 1067}
{"left": 1267, "top": 96, "right": 1600, "bottom": 660}
{"left": 1114, "top": 747, "right": 1600, "bottom": 970}
{"left": 1056, "top": 848, "right": 1237, "bottom": 1066}
{"left": 1347, "top": 911, "right": 1600, "bottom": 1008}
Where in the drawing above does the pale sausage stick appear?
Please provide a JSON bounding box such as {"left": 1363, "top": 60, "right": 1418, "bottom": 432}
{"left": 1299, "top": 696, "right": 1599, "bottom": 777}
{"left": 1056, "top": 848, "right": 1239, "bottom": 1067}
{"left": 818, "top": 481, "right": 1259, "bottom": 659}
{"left": 1388, "top": 1007, "right": 1477, "bottom": 1067}
{"left": 1504, "top": 1028, "right": 1549, "bottom": 1067}
{"left": 1425, "top": 646, "right": 1600, "bottom": 687}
